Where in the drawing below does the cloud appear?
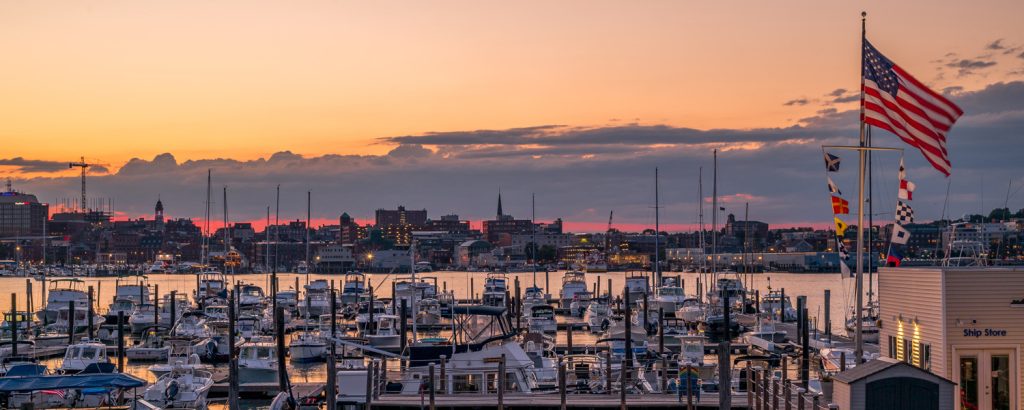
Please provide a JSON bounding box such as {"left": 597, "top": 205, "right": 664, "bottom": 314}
{"left": 0, "top": 157, "right": 109, "bottom": 174}
{"left": 942, "top": 86, "right": 964, "bottom": 95}
{"left": 947, "top": 58, "right": 998, "bottom": 77}
{"left": 827, "top": 89, "right": 847, "bottom": 97}
{"left": 987, "top": 39, "right": 1007, "bottom": 50}
{"left": 783, "top": 98, "right": 810, "bottom": 106}
{"left": 9, "top": 81, "right": 1024, "bottom": 231}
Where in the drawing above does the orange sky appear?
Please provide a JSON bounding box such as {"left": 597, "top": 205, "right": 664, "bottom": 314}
{"left": 2, "top": 0, "right": 1022, "bottom": 171}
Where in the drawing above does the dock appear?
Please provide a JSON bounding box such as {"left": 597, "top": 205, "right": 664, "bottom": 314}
{"left": 370, "top": 392, "right": 749, "bottom": 409}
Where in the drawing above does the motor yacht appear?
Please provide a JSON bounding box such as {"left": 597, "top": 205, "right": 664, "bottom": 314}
{"left": 140, "top": 365, "right": 214, "bottom": 409}
{"left": 127, "top": 327, "right": 171, "bottom": 361}
{"left": 59, "top": 338, "right": 109, "bottom": 374}
{"left": 568, "top": 291, "right": 593, "bottom": 318}
{"left": 558, "top": 270, "right": 588, "bottom": 309}
{"left": 340, "top": 271, "right": 366, "bottom": 304}
{"left": 416, "top": 298, "right": 442, "bottom": 326}
{"left": 482, "top": 272, "right": 508, "bottom": 308}
{"left": 760, "top": 291, "right": 797, "bottom": 322}
{"left": 527, "top": 305, "right": 557, "bottom": 334}
{"left": 289, "top": 331, "right": 327, "bottom": 363}
{"left": 129, "top": 303, "right": 158, "bottom": 333}
{"left": 675, "top": 297, "right": 704, "bottom": 323}
{"left": 237, "top": 341, "right": 279, "bottom": 384}
{"left": 361, "top": 314, "right": 400, "bottom": 349}
{"left": 38, "top": 279, "right": 88, "bottom": 323}
{"left": 584, "top": 299, "right": 612, "bottom": 333}
{"left": 148, "top": 338, "right": 212, "bottom": 378}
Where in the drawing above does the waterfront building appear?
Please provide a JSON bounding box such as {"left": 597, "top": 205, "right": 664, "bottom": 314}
{"left": 425, "top": 214, "right": 470, "bottom": 233}
{"left": 338, "top": 213, "right": 367, "bottom": 245}
{"left": 878, "top": 266, "right": 1024, "bottom": 409}
{"left": 723, "top": 213, "right": 769, "bottom": 251}
{"left": 375, "top": 205, "right": 427, "bottom": 227}
{"left": 0, "top": 188, "right": 48, "bottom": 237}
{"left": 482, "top": 192, "right": 534, "bottom": 243}
{"left": 457, "top": 240, "right": 492, "bottom": 267}
{"left": 314, "top": 244, "right": 355, "bottom": 272}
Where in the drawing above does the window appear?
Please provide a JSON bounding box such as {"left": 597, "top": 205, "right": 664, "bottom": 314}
{"left": 888, "top": 335, "right": 898, "bottom": 358}
{"left": 919, "top": 343, "right": 931, "bottom": 370}
{"left": 902, "top": 339, "right": 913, "bottom": 364}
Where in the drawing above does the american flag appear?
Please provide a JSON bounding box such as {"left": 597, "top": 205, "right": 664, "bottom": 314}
{"left": 862, "top": 40, "right": 963, "bottom": 176}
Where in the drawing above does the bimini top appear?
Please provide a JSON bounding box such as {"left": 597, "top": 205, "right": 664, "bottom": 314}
{"left": 0, "top": 372, "right": 146, "bottom": 392}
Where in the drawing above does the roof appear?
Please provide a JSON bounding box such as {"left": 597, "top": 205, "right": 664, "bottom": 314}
{"left": 832, "top": 357, "right": 955, "bottom": 385}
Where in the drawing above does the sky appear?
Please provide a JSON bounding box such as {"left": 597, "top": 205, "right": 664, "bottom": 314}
{"left": 2, "top": 1, "right": 1024, "bottom": 231}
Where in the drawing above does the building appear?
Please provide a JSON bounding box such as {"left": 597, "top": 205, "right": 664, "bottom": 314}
{"left": 0, "top": 188, "right": 48, "bottom": 237}
{"left": 425, "top": 214, "right": 470, "bottom": 233}
{"left": 723, "top": 213, "right": 769, "bottom": 251}
{"left": 877, "top": 266, "right": 1024, "bottom": 409}
{"left": 457, "top": 240, "right": 493, "bottom": 267}
{"left": 375, "top": 206, "right": 427, "bottom": 227}
{"left": 832, "top": 357, "right": 954, "bottom": 410}
{"left": 338, "top": 213, "right": 366, "bottom": 245}
{"left": 881, "top": 222, "right": 943, "bottom": 258}
{"left": 315, "top": 244, "right": 355, "bottom": 272}
{"left": 481, "top": 192, "right": 534, "bottom": 243}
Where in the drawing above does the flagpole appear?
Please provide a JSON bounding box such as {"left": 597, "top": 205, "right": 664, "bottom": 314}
{"left": 854, "top": 11, "right": 867, "bottom": 364}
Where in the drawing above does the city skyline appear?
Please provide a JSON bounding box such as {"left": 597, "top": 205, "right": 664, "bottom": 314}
{"left": 3, "top": 1, "right": 1024, "bottom": 229}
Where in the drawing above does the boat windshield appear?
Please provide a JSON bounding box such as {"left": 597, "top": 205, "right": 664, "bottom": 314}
{"left": 660, "top": 287, "right": 684, "bottom": 296}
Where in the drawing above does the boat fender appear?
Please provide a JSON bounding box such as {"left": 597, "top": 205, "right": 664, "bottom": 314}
{"left": 165, "top": 379, "right": 180, "bottom": 401}
{"left": 600, "top": 319, "right": 610, "bottom": 332}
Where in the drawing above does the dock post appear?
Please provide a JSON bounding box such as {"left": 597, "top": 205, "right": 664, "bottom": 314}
{"left": 596, "top": 276, "right": 601, "bottom": 299}
{"left": 746, "top": 361, "right": 753, "bottom": 409}
{"left": 391, "top": 281, "right": 396, "bottom": 315}
{"left": 327, "top": 283, "right": 338, "bottom": 410}
{"left": 9, "top": 294, "right": 16, "bottom": 357}
{"left": 642, "top": 291, "right": 649, "bottom": 332}
{"left": 839, "top": 351, "right": 846, "bottom": 372}
{"left": 812, "top": 395, "right": 820, "bottom": 409}
{"left": 545, "top": 270, "right": 550, "bottom": 299}
{"left": 622, "top": 285, "right": 632, "bottom": 403}
{"left": 439, "top": 355, "right": 447, "bottom": 394}
{"left": 399, "top": 299, "right": 408, "bottom": 369}
{"left": 751, "top": 366, "right": 760, "bottom": 410}
{"left": 470, "top": 277, "right": 475, "bottom": 302}
{"left": 170, "top": 290, "right": 177, "bottom": 331}
{"left": 796, "top": 387, "right": 805, "bottom": 410}
{"left": 607, "top": 278, "right": 612, "bottom": 301}
{"left": 800, "top": 306, "right": 809, "bottom": 388}
{"left": 498, "top": 353, "right": 506, "bottom": 410}
{"left": 367, "top": 285, "right": 374, "bottom": 333}
{"left": 25, "top": 280, "right": 32, "bottom": 334}
{"left": 784, "top": 380, "right": 792, "bottom": 410}
{"left": 762, "top": 367, "right": 770, "bottom": 410}
{"left": 779, "top": 288, "right": 785, "bottom": 322}
{"left": 605, "top": 349, "right": 612, "bottom": 393}
{"left": 154, "top": 284, "right": 160, "bottom": 328}
{"left": 427, "top": 362, "right": 435, "bottom": 410}
{"left": 87, "top": 286, "right": 94, "bottom": 339}
{"left": 658, "top": 307, "right": 665, "bottom": 355}
{"left": 558, "top": 357, "right": 567, "bottom": 410}
{"left": 754, "top": 289, "right": 760, "bottom": 316}
{"left": 719, "top": 288, "right": 732, "bottom": 410}
{"left": 660, "top": 354, "right": 668, "bottom": 393}
{"left": 686, "top": 363, "right": 694, "bottom": 410}
{"left": 374, "top": 359, "right": 382, "bottom": 400}
{"left": 365, "top": 358, "right": 374, "bottom": 409}
{"left": 67, "top": 300, "right": 75, "bottom": 344}
{"left": 696, "top": 277, "right": 701, "bottom": 304}
{"left": 275, "top": 306, "right": 289, "bottom": 395}
{"left": 117, "top": 311, "right": 125, "bottom": 372}
{"left": 566, "top": 321, "right": 573, "bottom": 354}
{"left": 773, "top": 377, "right": 780, "bottom": 410}
{"left": 228, "top": 289, "right": 240, "bottom": 410}
{"left": 823, "top": 289, "right": 831, "bottom": 342}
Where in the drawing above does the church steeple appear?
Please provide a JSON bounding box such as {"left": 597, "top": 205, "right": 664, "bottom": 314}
{"left": 155, "top": 196, "right": 164, "bottom": 224}
{"left": 497, "top": 188, "right": 503, "bottom": 219}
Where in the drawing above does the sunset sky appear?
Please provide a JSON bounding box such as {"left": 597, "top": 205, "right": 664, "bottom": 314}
{"left": 3, "top": 1, "right": 1024, "bottom": 230}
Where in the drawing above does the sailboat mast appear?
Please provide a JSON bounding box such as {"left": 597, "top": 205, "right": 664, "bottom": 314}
{"left": 712, "top": 149, "right": 718, "bottom": 288}
{"left": 203, "top": 170, "right": 211, "bottom": 266}
{"left": 698, "top": 167, "right": 705, "bottom": 275}
{"left": 654, "top": 167, "right": 660, "bottom": 286}
{"left": 532, "top": 193, "right": 537, "bottom": 288}
{"left": 867, "top": 127, "right": 875, "bottom": 306}
{"left": 223, "top": 186, "right": 229, "bottom": 274}
{"left": 274, "top": 185, "right": 280, "bottom": 274}
{"left": 306, "top": 190, "right": 311, "bottom": 281}
{"left": 265, "top": 207, "right": 270, "bottom": 272}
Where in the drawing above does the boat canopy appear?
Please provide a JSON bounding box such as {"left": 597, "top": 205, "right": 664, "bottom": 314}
{"left": 0, "top": 372, "right": 145, "bottom": 392}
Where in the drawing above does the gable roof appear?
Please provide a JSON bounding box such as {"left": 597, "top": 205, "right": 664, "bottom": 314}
{"left": 832, "top": 357, "right": 955, "bottom": 385}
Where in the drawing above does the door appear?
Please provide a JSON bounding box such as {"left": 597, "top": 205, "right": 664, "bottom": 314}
{"left": 865, "top": 377, "right": 939, "bottom": 410}
{"left": 958, "top": 349, "right": 1016, "bottom": 410}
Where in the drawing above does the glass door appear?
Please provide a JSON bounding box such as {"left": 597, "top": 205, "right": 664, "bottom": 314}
{"left": 958, "top": 350, "right": 1016, "bottom": 410}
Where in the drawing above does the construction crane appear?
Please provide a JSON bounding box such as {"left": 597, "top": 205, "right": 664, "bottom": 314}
{"left": 68, "top": 157, "right": 107, "bottom": 212}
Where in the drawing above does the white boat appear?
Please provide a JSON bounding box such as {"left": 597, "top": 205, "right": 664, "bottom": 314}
{"left": 675, "top": 297, "right": 704, "bottom": 323}
{"left": 819, "top": 347, "right": 877, "bottom": 374}
{"left": 289, "top": 331, "right": 327, "bottom": 363}
{"left": 845, "top": 303, "right": 880, "bottom": 344}
{"left": 602, "top": 320, "right": 649, "bottom": 359}
{"left": 105, "top": 298, "right": 136, "bottom": 326}
{"left": 652, "top": 285, "right": 688, "bottom": 313}
{"left": 416, "top": 298, "right": 442, "bottom": 326}
{"left": 527, "top": 305, "right": 557, "bottom": 334}
{"left": 521, "top": 286, "right": 546, "bottom": 314}
{"left": 584, "top": 300, "right": 612, "bottom": 333}
{"left": 296, "top": 261, "right": 309, "bottom": 274}
{"left": 59, "top": 338, "right": 109, "bottom": 374}
{"left": 129, "top": 303, "right": 158, "bottom": 333}
{"left": 760, "top": 292, "right": 797, "bottom": 322}
{"left": 140, "top": 365, "right": 214, "bottom": 409}
{"left": 340, "top": 272, "right": 366, "bottom": 304}
{"left": 38, "top": 279, "right": 88, "bottom": 323}
{"left": 238, "top": 284, "right": 266, "bottom": 307}
{"left": 743, "top": 319, "right": 790, "bottom": 353}
{"left": 395, "top": 277, "right": 439, "bottom": 312}
{"left": 236, "top": 316, "right": 263, "bottom": 340}
{"left": 481, "top": 272, "right": 508, "bottom": 307}
{"left": 46, "top": 305, "right": 106, "bottom": 336}
{"left": 624, "top": 274, "right": 650, "bottom": 302}
{"left": 392, "top": 342, "right": 538, "bottom": 395}
{"left": 173, "top": 311, "right": 210, "bottom": 339}
{"left": 127, "top": 328, "right": 171, "bottom": 361}
{"left": 203, "top": 305, "right": 228, "bottom": 321}
{"left": 361, "top": 314, "right": 400, "bottom": 349}
{"left": 275, "top": 289, "right": 298, "bottom": 311}
{"left": 558, "top": 270, "right": 588, "bottom": 309}
{"left": 676, "top": 334, "right": 716, "bottom": 380}
{"left": 148, "top": 338, "right": 212, "bottom": 378}
{"left": 568, "top": 291, "right": 592, "bottom": 318}
{"left": 237, "top": 341, "right": 279, "bottom": 384}
{"left": 0, "top": 340, "right": 34, "bottom": 361}
{"left": 194, "top": 270, "right": 227, "bottom": 304}
{"left": 354, "top": 300, "right": 389, "bottom": 326}
{"left": 299, "top": 289, "right": 331, "bottom": 318}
